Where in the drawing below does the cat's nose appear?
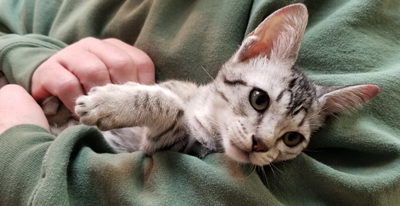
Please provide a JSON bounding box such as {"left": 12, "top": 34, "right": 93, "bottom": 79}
{"left": 252, "top": 136, "right": 267, "bottom": 152}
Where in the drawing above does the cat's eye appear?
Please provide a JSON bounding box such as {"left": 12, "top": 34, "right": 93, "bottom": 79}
{"left": 249, "top": 89, "right": 270, "bottom": 112}
{"left": 282, "top": 132, "right": 304, "bottom": 147}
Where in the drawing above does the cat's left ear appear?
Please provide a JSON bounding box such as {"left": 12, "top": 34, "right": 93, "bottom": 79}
{"left": 230, "top": 3, "right": 308, "bottom": 63}
{"left": 317, "top": 84, "right": 380, "bottom": 116}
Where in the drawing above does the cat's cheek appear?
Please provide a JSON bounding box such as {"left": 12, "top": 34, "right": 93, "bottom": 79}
{"left": 223, "top": 138, "right": 250, "bottom": 163}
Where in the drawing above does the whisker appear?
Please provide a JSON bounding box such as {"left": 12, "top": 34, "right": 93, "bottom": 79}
{"left": 268, "top": 164, "right": 276, "bottom": 177}
{"left": 304, "top": 148, "right": 325, "bottom": 153}
{"left": 270, "top": 163, "right": 283, "bottom": 174}
{"left": 244, "top": 164, "right": 257, "bottom": 179}
{"left": 257, "top": 166, "right": 269, "bottom": 188}
{"left": 276, "top": 161, "right": 290, "bottom": 166}
{"left": 201, "top": 66, "right": 215, "bottom": 81}
{"left": 235, "top": 162, "right": 257, "bottom": 180}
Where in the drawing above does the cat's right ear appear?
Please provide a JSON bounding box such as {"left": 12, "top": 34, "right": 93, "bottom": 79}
{"left": 230, "top": 3, "right": 308, "bottom": 64}
{"left": 317, "top": 84, "right": 381, "bottom": 116}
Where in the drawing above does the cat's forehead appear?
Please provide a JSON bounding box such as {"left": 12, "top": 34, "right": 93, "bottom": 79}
{"left": 222, "top": 58, "right": 309, "bottom": 92}
{"left": 220, "top": 59, "right": 318, "bottom": 119}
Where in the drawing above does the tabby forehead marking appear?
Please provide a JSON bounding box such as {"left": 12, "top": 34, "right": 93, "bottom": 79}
{"left": 276, "top": 90, "right": 285, "bottom": 102}
{"left": 286, "top": 66, "right": 317, "bottom": 116}
{"left": 298, "top": 115, "right": 306, "bottom": 127}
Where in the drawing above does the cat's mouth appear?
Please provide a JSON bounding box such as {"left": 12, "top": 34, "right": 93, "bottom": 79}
{"left": 227, "top": 140, "right": 251, "bottom": 163}
{"left": 228, "top": 140, "right": 276, "bottom": 166}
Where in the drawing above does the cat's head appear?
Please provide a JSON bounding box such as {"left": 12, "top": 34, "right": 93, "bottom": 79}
{"left": 212, "top": 3, "right": 380, "bottom": 166}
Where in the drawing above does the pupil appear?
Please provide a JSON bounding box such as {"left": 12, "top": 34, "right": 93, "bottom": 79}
{"left": 256, "top": 95, "right": 267, "bottom": 105}
{"left": 288, "top": 133, "right": 297, "bottom": 141}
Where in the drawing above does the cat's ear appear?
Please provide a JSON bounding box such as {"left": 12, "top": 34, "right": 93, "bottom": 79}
{"left": 231, "top": 3, "right": 308, "bottom": 63}
{"left": 317, "top": 84, "right": 380, "bottom": 116}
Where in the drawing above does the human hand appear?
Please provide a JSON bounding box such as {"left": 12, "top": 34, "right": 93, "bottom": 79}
{"left": 31, "top": 37, "right": 155, "bottom": 114}
{"left": 0, "top": 84, "right": 50, "bottom": 134}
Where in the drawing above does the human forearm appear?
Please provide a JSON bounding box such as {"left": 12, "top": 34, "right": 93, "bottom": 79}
{"left": 0, "top": 33, "right": 67, "bottom": 91}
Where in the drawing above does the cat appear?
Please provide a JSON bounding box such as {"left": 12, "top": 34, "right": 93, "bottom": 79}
{"left": 48, "top": 3, "right": 380, "bottom": 166}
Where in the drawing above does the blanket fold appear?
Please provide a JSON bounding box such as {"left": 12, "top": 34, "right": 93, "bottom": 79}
{"left": 0, "top": 0, "right": 399, "bottom": 205}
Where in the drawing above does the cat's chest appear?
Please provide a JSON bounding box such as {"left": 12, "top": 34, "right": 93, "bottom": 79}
{"left": 183, "top": 88, "right": 223, "bottom": 152}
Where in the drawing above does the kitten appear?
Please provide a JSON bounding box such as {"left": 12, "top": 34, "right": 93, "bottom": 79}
{"left": 54, "top": 3, "right": 380, "bottom": 166}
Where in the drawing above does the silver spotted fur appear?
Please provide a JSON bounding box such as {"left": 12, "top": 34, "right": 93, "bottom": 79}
{"left": 47, "top": 4, "right": 379, "bottom": 166}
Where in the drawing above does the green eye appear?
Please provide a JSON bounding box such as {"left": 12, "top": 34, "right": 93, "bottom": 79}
{"left": 282, "top": 132, "right": 304, "bottom": 147}
{"left": 249, "top": 89, "right": 270, "bottom": 112}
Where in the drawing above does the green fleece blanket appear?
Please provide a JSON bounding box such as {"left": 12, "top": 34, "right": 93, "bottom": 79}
{"left": 0, "top": 0, "right": 399, "bottom": 205}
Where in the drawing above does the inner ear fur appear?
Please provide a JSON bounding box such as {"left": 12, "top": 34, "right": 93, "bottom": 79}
{"left": 232, "top": 3, "right": 308, "bottom": 63}
{"left": 317, "top": 84, "right": 380, "bottom": 116}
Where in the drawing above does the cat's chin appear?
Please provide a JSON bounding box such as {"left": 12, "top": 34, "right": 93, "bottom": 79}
{"left": 223, "top": 140, "right": 251, "bottom": 164}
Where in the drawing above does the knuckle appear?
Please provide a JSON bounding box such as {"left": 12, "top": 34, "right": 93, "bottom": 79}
{"left": 37, "top": 57, "right": 57, "bottom": 70}
{"left": 83, "top": 68, "right": 109, "bottom": 82}
{"left": 56, "top": 77, "right": 80, "bottom": 94}
{"left": 78, "top": 37, "right": 101, "bottom": 45}
{"left": 103, "top": 38, "right": 122, "bottom": 44}
{"left": 81, "top": 60, "right": 106, "bottom": 71}
{"left": 109, "top": 55, "right": 135, "bottom": 72}
{"left": 135, "top": 54, "right": 155, "bottom": 72}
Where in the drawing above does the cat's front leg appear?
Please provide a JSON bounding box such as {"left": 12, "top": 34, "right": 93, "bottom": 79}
{"left": 75, "top": 82, "right": 185, "bottom": 132}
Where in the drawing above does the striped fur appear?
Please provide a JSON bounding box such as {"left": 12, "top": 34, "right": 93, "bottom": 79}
{"left": 72, "top": 4, "right": 380, "bottom": 166}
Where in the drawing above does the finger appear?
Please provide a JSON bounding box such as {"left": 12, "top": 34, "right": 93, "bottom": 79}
{"left": 36, "top": 62, "right": 85, "bottom": 114}
{"left": 0, "top": 84, "right": 50, "bottom": 134}
{"left": 84, "top": 38, "right": 139, "bottom": 84}
{"left": 68, "top": 37, "right": 138, "bottom": 85}
{"left": 104, "top": 38, "right": 155, "bottom": 85}
{"left": 55, "top": 41, "right": 112, "bottom": 92}
{"left": 31, "top": 65, "right": 53, "bottom": 103}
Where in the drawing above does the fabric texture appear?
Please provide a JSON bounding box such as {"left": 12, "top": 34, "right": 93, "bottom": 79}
{"left": 0, "top": 0, "right": 400, "bottom": 205}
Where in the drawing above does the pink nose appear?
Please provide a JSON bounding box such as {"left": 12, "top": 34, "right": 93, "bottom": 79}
{"left": 252, "top": 136, "right": 267, "bottom": 152}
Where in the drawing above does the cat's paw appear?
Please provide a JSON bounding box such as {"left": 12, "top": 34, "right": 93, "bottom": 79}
{"left": 75, "top": 84, "right": 125, "bottom": 130}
